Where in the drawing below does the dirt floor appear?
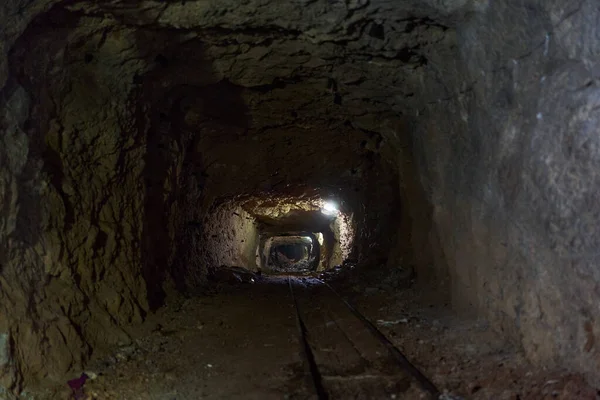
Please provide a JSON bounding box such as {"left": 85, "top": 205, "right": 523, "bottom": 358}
{"left": 44, "top": 274, "right": 599, "bottom": 400}
{"left": 348, "top": 285, "right": 599, "bottom": 400}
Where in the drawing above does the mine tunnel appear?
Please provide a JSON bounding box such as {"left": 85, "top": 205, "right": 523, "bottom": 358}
{"left": 1, "top": 0, "right": 600, "bottom": 399}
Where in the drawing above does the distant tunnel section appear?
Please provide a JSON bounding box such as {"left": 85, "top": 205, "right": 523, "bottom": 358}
{"left": 236, "top": 193, "right": 358, "bottom": 276}
{"left": 261, "top": 234, "right": 319, "bottom": 274}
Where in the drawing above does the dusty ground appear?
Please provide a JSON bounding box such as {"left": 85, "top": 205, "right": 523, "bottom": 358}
{"left": 44, "top": 274, "right": 599, "bottom": 400}
{"left": 346, "top": 283, "right": 599, "bottom": 400}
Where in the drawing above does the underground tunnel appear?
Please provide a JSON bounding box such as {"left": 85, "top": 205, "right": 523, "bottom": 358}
{"left": 1, "top": 0, "right": 600, "bottom": 398}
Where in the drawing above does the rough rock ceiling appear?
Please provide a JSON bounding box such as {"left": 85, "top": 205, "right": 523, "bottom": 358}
{"left": 234, "top": 192, "right": 337, "bottom": 233}
{"left": 255, "top": 210, "right": 333, "bottom": 232}
{"left": 2, "top": 0, "right": 462, "bottom": 138}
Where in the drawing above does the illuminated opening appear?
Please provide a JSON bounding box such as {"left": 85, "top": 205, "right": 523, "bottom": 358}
{"left": 241, "top": 193, "right": 356, "bottom": 274}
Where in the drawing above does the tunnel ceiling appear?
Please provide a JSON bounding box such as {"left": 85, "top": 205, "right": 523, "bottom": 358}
{"left": 2, "top": 0, "right": 460, "bottom": 144}
{"left": 4, "top": 0, "right": 460, "bottom": 226}
{"left": 254, "top": 210, "right": 333, "bottom": 233}
{"left": 239, "top": 192, "right": 323, "bottom": 219}
{"left": 238, "top": 191, "right": 336, "bottom": 232}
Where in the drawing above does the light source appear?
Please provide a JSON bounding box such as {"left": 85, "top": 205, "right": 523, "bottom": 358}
{"left": 321, "top": 201, "right": 339, "bottom": 216}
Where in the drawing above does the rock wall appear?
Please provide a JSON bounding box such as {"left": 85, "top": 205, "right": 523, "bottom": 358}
{"left": 200, "top": 204, "right": 259, "bottom": 274}
{"left": 413, "top": 0, "right": 600, "bottom": 385}
{"left": 0, "top": 8, "right": 224, "bottom": 395}
{"left": 0, "top": 14, "right": 152, "bottom": 396}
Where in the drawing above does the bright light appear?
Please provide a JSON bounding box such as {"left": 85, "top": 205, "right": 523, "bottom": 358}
{"left": 321, "top": 201, "right": 339, "bottom": 216}
{"left": 316, "top": 232, "right": 324, "bottom": 245}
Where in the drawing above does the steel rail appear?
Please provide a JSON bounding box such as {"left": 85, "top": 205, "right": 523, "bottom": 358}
{"left": 288, "top": 278, "right": 329, "bottom": 400}
{"left": 317, "top": 278, "right": 442, "bottom": 399}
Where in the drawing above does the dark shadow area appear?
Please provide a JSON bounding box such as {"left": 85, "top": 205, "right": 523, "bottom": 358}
{"left": 5, "top": 5, "right": 81, "bottom": 252}
{"left": 256, "top": 209, "right": 334, "bottom": 233}
{"left": 135, "top": 35, "right": 251, "bottom": 305}
{"left": 265, "top": 235, "right": 318, "bottom": 273}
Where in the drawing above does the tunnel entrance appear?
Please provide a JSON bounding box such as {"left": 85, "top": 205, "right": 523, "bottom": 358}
{"left": 276, "top": 244, "right": 306, "bottom": 261}
{"left": 190, "top": 194, "right": 360, "bottom": 281}
{"left": 263, "top": 235, "right": 318, "bottom": 274}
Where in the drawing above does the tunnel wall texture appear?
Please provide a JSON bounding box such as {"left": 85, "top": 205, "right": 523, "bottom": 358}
{"left": 415, "top": 0, "right": 600, "bottom": 383}
{"left": 0, "top": 18, "right": 153, "bottom": 395}
{"left": 200, "top": 204, "right": 259, "bottom": 273}
{"left": 1, "top": 0, "right": 600, "bottom": 395}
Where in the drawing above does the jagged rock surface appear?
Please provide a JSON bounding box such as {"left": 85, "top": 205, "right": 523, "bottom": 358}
{"left": 1, "top": 0, "right": 600, "bottom": 397}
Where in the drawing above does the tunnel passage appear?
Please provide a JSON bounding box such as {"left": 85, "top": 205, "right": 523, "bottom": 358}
{"left": 198, "top": 194, "right": 358, "bottom": 280}
{"left": 2, "top": 0, "right": 600, "bottom": 396}
{"left": 265, "top": 235, "right": 316, "bottom": 274}
{"left": 0, "top": 4, "right": 405, "bottom": 390}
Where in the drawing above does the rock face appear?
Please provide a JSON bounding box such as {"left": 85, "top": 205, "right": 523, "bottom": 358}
{"left": 197, "top": 203, "right": 259, "bottom": 281}
{"left": 421, "top": 0, "right": 600, "bottom": 382}
{"left": 1, "top": 0, "right": 600, "bottom": 396}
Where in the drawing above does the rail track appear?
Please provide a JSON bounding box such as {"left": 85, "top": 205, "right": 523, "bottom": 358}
{"left": 288, "top": 277, "right": 441, "bottom": 400}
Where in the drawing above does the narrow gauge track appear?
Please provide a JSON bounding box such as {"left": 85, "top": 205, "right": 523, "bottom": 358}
{"left": 288, "top": 277, "right": 441, "bottom": 400}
